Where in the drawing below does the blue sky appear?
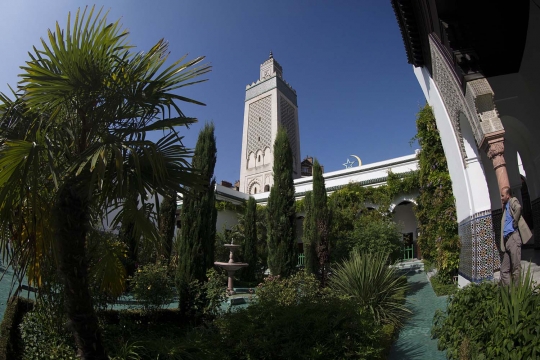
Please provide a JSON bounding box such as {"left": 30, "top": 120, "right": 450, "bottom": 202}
{"left": 0, "top": 0, "right": 425, "bottom": 184}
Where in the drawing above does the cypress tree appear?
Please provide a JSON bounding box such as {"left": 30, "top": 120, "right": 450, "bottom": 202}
{"left": 312, "top": 159, "right": 330, "bottom": 285}
{"left": 176, "top": 123, "right": 217, "bottom": 312}
{"left": 158, "top": 190, "right": 177, "bottom": 264}
{"left": 302, "top": 191, "right": 318, "bottom": 275}
{"left": 266, "top": 127, "right": 297, "bottom": 276}
{"left": 242, "top": 197, "right": 258, "bottom": 282}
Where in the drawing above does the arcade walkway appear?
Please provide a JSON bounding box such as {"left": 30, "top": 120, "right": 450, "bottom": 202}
{"left": 389, "top": 270, "right": 447, "bottom": 360}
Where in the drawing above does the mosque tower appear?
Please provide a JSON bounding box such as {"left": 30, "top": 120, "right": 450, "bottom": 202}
{"left": 239, "top": 52, "right": 301, "bottom": 194}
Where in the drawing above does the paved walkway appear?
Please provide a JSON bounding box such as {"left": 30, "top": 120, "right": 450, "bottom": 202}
{"left": 388, "top": 271, "right": 447, "bottom": 360}
{"left": 494, "top": 247, "right": 540, "bottom": 284}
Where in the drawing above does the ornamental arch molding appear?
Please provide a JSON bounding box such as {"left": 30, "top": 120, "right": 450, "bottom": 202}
{"left": 429, "top": 35, "right": 504, "bottom": 164}
{"left": 389, "top": 196, "right": 418, "bottom": 213}
{"left": 248, "top": 179, "right": 261, "bottom": 195}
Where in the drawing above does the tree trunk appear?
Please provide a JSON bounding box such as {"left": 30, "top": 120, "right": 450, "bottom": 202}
{"left": 54, "top": 182, "right": 107, "bottom": 359}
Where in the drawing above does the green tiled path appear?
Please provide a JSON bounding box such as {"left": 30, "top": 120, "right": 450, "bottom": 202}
{"left": 389, "top": 271, "right": 447, "bottom": 360}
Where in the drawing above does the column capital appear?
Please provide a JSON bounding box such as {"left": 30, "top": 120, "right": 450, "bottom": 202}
{"left": 480, "top": 130, "right": 510, "bottom": 190}
{"left": 479, "top": 129, "right": 505, "bottom": 151}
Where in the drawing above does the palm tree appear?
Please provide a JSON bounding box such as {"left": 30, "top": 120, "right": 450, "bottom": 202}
{"left": 0, "top": 6, "right": 210, "bottom": 359}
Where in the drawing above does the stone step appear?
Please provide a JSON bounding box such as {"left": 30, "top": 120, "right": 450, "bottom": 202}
{"left": 393, "top": 260, "right": 424, "bottom": 273}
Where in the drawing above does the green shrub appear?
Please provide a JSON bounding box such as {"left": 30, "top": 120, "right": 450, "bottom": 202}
{"left": 184, "top": 268, "right": 227, "bottom": 318}
{"left": 19, "top": 300, "right": 77, "bottom": 360}
{"left": 0, "top": 296, "right": 34, "bottom": 360}
{"left": 207, "top": 298, "right": 385, "bottom": 359}
{"left": 330, "top": 251, "right": 410, "bottom": 327}
{"left": 255, "top": 270, "right": 323, "bottom": 307}
{"left": 429, "top": 273, "right": 457, "bottom": 296}
{"left": 100, "top": 309, "right": 209, "bottom": 360}
{"left": 432, "top": 269, "right": 540, "bottom": 359}
{"left": 130, "top": 263, "right": 176, "bottom": 312}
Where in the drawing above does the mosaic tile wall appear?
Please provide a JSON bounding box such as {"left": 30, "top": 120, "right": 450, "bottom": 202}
{"left": 458, "top": 210, "right": 499, "bottom": 282}
{"left": 491, "top": 208, "right": 502, "bottom": 253}
{"left": 533, "top": 198, "right": 540, "bottom": 249}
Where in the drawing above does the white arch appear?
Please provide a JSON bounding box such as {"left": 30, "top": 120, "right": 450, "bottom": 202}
{"left": 389, "top": 195, "right": 418, "bottom": 212}
{"left": 248, "top": 179, "right": 261, "bottom": 195}
{"left": 247, "top": 152, "right": 256, "bottom": 169}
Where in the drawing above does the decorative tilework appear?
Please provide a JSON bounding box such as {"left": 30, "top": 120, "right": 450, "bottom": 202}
{"left": 532, "top": 198, "right": 540, "bottom": 249}
{"left": 491, "top": 208, "right": 502, "bottom": 254}
{"left": 458, "top": 210, "right": 499, "bottom": 282}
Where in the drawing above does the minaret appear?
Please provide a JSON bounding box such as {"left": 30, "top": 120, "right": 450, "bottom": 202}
{"left": 239, "top": 52, "right": 301, "bottom": 194}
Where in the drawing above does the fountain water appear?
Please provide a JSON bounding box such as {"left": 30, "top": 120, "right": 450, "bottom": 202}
{"left": 214, "top": 240, "right": 248, "bottom": 295}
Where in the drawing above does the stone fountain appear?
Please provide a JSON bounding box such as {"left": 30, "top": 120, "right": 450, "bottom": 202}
{"left": 214, "top": 240, "right": 248, "bottom": 295}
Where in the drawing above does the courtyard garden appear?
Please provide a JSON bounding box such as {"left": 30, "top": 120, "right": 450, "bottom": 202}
{"left": 0, "top": 6, "right": 506, "bottom": 360}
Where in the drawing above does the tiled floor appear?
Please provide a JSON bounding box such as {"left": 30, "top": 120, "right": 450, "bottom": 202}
{"left": 389, "top": 271, "right": 447, "bottom": 360}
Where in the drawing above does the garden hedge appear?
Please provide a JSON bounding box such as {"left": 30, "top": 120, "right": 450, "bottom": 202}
{"left": 0, "top": 296, "right": 34, "bottom": 360}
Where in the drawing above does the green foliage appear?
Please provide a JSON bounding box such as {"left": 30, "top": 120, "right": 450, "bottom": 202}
{"left": 177, "top": 123, "right": 218, "bottom": 312}
{"left": 159, "top": 190, "right": 178, "bottom": 263}
{"left": 87, "top": 230, "right": 128, "bottom": 304}
{"left": 184, "top": 269, "right": 227, "bottom": 318}
{"left": 302, "top": 192, "right": 319, "bottom": 275}
{"left": 413, "top": 104, "right": 459, "bottom": 282}
{"left": 266, "top": 127, "right": 297, "bottom": 276}
{"left": 330, "top": 251, "right": 411, "bottom": 327}
{"left": 432, "top": 268, "right": 540, "bottom": 360}
{"left": 255, "top": 270, "right": 325, "bottom": 307}
{"left": 242, "top": 197, "right": 258, "bottom": 282}
{"left": 130, "top": 263, "right": 176, "bottom": 312}
{"left": 0, "top": 297, "right": 34, "bottom": 360}
{"left": 208, "top": 297, "right": 385, "bottom": 359}
{"left": 328, "top": 172, "right": 418, "bottom": 263}
{"left": 350, "top": 215, "right": 403, "bottom": 262}
{"left": 20, "top": 299, "right": 77, "bottom": 360}
{"left": 215, "top": 200, "right": 245, "bottom": 213}
{"left": 100, "top": 310, "right": 209, "bottom": 360}
{"left": 429, "top": 274, "right": 457, "bottom": 296}
{"left": 0, "top": 7, "right": 210, "bottom": 357}
{"left": 178, "top": 122, "right": 218, "bottom": 281}
{"left": 311, "top": 159, "right": 331, "bottom": 282}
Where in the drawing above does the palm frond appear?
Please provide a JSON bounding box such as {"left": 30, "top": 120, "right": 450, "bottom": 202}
{"left": 330, "top": 250, "right": 411, "bottom": 327}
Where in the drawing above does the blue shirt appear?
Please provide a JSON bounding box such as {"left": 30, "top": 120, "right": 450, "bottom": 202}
{"left": 503, "top": 202, "right": 515, "bottom": 237}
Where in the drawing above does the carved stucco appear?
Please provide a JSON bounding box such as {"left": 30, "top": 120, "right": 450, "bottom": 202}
{"left": 465, "top": 79, "right": 504, "bottom": 136}
{"left": 429, "top": 37, "right": 470, "bottom": 161}
{"left": 280, "top": 96, "right": 298, "bottom": 162}
{"left": 429, "top": 35, "right": 505, "bottom": 164}
{"left": 247, "top": 95, "right": 272, "bottom": 159}
{"left": 247, "top": 177, "right": 262, "bottom": 195}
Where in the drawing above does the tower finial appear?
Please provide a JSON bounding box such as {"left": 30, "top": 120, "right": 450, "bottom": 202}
{"left": 269, "top": 51, "right": 273, "bottom": 59}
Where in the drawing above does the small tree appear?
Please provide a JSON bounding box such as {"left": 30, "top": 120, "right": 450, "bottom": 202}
{"left": 312, "top": 159, "right": 330, "bottom": 285}
{"left": 159, "top": 190, "right": 178, "bottom": 264}
{"left": 176, "top": 123, "right": 217, "bottom": 312}
{"left": 266, "top": 127, "right": 297, "bottom": 277}
{"left": 242, "top": 197, "right": 258, "bottom": 282}
{"left": 302, "top": 192, "right": 318, "bottom": 275}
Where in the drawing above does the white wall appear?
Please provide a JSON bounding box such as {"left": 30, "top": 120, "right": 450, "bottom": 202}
{"left": 215, "top": 209, "right": 240, "bottom": 233}
{"left": 414, "top": 66, "right": 491, "bottom": 222}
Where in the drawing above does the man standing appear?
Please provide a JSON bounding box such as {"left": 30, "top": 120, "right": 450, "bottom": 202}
{"left": 500, "top": 186, "right": 533, "bottom": 285}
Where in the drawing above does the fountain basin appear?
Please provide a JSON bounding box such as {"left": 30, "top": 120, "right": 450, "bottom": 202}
{"left": 223, "top": 244, "right": 241, "bottom": 250}
{"left": 214, "top": 262, "right": 248, "bottom": 271}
